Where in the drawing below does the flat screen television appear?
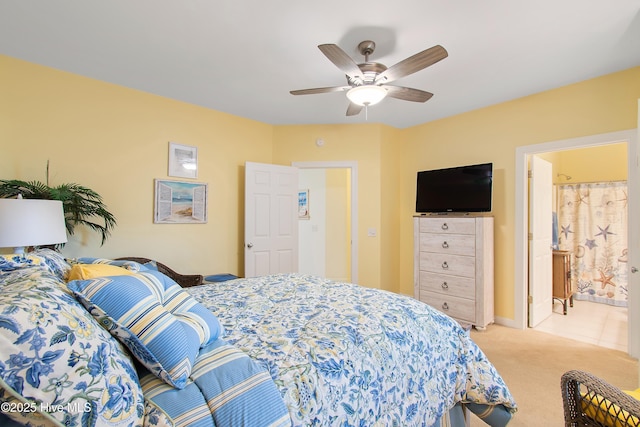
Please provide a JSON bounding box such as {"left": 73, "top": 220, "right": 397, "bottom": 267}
{"left": 416, "top": 162, "right": 493, "bottom": 213}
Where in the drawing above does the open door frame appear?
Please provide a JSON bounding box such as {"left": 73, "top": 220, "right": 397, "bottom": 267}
{"left": 293, "top": 161, "right": 358, "bottom": 284}
{"left": 513, "top": 128, "right": 639, "bottom": 358}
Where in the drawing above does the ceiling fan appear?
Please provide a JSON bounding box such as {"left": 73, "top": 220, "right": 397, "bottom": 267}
{"left": 290, "top": 40, "right": 448, "bottom": 116}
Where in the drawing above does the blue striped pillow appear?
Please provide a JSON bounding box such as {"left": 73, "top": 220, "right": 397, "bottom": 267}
{"left": 140, "top": 339, "right": 291, "bottom": 427}
{"left": 68, "top": 270, "right": 223, "bottom": 389}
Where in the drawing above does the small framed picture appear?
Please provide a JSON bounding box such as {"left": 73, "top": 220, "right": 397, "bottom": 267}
{"left": 298, "top": 189, "right": 310, "bottom": 219}
{"left": 168, "top": 142, "right": 198, "bottom": 179}
{"left": 154, "top": 179, "right": 208, "bottom": 224}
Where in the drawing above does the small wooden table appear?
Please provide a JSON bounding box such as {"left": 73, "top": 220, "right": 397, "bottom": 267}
{"left": 552, "top": 250, "right": 573, "bottom": 315}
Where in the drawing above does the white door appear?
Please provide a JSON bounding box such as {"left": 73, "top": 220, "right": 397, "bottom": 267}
{"left": 528, "top": 155, "right": 553, "bottom": 327}
{"left": 244, "top": 162, "right": 299, "bottom": 277}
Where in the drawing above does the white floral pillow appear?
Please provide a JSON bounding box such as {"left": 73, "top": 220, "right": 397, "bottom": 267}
{"left": 0, "top": 268, "right": 144, "bottom": 426}
{"left": 0, "top": 248, "right": 70, "bottom": 280}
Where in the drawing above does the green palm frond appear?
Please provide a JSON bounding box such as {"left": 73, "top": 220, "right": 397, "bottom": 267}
{"left": 0, "top": 180, "right": 54, "bottom": 199}
{"left": 0, "top": 179, "right": 117, "bottom": 246}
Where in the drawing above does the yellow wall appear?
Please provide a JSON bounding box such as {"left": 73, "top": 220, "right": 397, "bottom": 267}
{"left": 0, "top": 55, "right": 273, "bottom": 275}
{"left": 554, "top": 143, "right": 628, "bottom": 183}
{"left": 271, "top": 124, "right": 400, "bottom": 292}
{"left": 399, "top": 66, "right": 640, "bottom": 320}
{"left": 380, "top": 125, "right": 402, "bottom": 292}
{"left": 272, "top": 124, "right": 401, "bottom": 288}
{"left": 2, "top": 53, "right": 638, "bottom": 322}
{"left": 324, "top": 168, "right": 350, "bottom": 281}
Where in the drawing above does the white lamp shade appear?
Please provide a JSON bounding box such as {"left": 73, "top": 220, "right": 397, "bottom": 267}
{"left": 0, "top": 199, "right": 68, "bottom": 252}
{"left": 346, "top": 85, "right": 388, "bottom": 106}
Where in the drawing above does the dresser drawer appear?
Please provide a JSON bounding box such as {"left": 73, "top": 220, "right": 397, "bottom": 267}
{"left": 419, "top": 271, "right": 475, "bottom": 298}
{"left": 420, "top": 291, "right": 476, "bottom": 323}
{"left": 419, "top": 217, "right": 476, "bottom": 235}
{"left": 414, "top": 215, "right": 494, "bottom": 329}
{"left": 419, "top": 252, "right": 476, "bottom": 278}
{"left": 419, "top": 232, "right": 476, "bottom": 256}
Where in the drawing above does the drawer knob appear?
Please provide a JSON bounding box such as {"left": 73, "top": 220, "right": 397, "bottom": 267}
{"left": 442, "top": 261, "right": 449, "bottom": 270}
{"left": 441, "top": 223, "right": 449, "bottom": 230}
{"left": 441, "top": 282, "right": 449, "bottom": 289}
{"left": 442, "top": 302, "right": 449, "bottom": 311}
{"left": 442, "top": 241, "right": 449, "bottom": 249}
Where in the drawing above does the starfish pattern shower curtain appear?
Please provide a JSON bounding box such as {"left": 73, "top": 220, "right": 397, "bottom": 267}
{"left": 557, "top": 181, "right": 628, "bottom": 307}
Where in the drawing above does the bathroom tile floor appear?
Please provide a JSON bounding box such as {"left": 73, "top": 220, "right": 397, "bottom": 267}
{"left": 534, "top": 299, "right": 628, "bottom": 352}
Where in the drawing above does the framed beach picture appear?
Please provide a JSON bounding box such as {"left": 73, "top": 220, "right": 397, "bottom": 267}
{"left": 154, "top": 179, "right": 208, "bottom": 224}
{"left": 298, "top": 189, "right": 310, "bottom": 219}
{"left": 168, "top": 142, "right": 198, "bottom": 179}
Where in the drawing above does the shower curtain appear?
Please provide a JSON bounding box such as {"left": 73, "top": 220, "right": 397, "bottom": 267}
{"left": 557, "top": 181, "right": 628, "bottom": 307}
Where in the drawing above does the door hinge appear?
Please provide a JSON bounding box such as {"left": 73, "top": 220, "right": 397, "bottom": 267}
{"left": 528, "top": 295, "right": 533, "bottom": 304}
{"left": 528, "top": 232, "right": 533, "bottom": 240}
{"left": 528, "top": 170, "right": 532, "bottom": 178}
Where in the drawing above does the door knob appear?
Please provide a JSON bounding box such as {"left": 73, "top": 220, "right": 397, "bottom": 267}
{"left": 632, "top": 267, "right": 638, "bottom": 274}
{"left": 247, "top": 243, "right": 253, "bottom": 249}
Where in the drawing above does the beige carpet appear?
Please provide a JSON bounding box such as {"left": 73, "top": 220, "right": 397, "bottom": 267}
{"left": 468, "top": 325, "right": 638, "bottom": 426}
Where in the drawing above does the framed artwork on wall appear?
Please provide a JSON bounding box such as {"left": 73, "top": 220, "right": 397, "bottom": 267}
{"left": 154, "top": 179, "right": 208, "bottom": 224}
{"left": 168, "top": 142, "right": 198, "bottom": 179}
{"left": 298, "top": 189, "right": 310, "bottom": 219}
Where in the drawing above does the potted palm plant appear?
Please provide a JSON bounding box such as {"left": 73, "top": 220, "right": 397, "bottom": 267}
{"left": 0, "top": 165, "right": 116, "bottom": 246}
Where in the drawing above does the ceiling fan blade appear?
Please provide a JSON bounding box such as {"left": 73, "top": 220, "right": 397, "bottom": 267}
{"left": 290, "top": 86, "right": 350, "bottom": 95}
{"left": 346, "top": 102, "right": 363, "bottom": 116}
{"left": 385, "top": 86, "right": 434, "bottom": 103}
{"left": 318, "top": 44, "right": 365, "bottom": 80}
{"left": 375, "top": 45, "right": 448, "bottom": 84}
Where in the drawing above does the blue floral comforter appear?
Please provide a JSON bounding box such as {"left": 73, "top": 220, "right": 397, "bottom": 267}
{"left": 187, "top": 273, "right": 517, "bottom": 426}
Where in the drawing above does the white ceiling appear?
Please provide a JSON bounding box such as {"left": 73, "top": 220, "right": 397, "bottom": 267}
{"left": 1, "top": 1, "right": 639, "bottom": 129}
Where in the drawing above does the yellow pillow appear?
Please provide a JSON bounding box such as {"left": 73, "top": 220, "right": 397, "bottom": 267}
{"left": 67, "top": 263, "right": 134, "bottom": 281}
{"left": 625, "top": 388, "right": 640, "bottom": 401}
{"left": 580, "top": 389, "right": 640, "bottom": 427}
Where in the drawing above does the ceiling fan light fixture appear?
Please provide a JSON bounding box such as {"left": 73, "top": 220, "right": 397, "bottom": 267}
{"left": 346, "top": 85, "right": 387, "bottom": 106}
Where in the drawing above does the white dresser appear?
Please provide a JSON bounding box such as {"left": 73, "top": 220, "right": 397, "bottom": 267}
{"left": 413, "top": 215, "right": 494, "bottom": 329}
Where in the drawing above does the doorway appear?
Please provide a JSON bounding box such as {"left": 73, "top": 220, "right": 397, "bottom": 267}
{"left": 293, "top": 161, "right": 358, "bottom": 284}
{"left": 298, "top": 168, "right": 351, "bottom": 282}
{"left": 514, "top": 129, "right": 639, "bottom": 358}
{"left": 528, "top": 148, "right": 629, "bottom": 352}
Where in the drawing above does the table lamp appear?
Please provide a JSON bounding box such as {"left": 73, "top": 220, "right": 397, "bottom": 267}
{"left": 0, "top": 197, "right": 68, "bottom": 254}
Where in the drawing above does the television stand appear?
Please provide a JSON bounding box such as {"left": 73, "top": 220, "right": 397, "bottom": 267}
{"left": 413, "top": 215, "right": 494, "bottom": 329}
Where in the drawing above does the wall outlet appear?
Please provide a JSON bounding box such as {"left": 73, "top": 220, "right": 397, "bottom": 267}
{"left": 367, "top": 228, "right": 377, "bottom": 237}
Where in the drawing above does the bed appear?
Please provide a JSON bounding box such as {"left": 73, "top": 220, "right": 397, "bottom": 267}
{"left": 0, "top": 251, "right": 516, "bottom": 427}
{"left": 186, "top": 273, "right": 517, "bottom": 426}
